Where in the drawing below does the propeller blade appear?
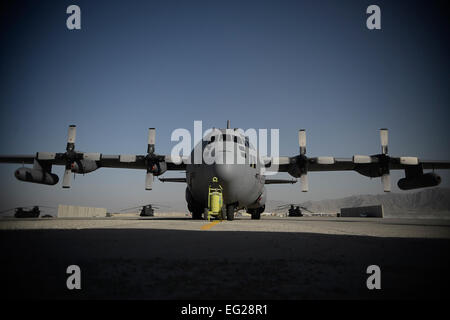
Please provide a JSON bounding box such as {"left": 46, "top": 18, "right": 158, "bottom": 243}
{"left": 120, "top": 205, "right": 142, "bottom": 212}
{"left": 380, "top": 128, "right": 388, "bottom": 155}
{"left": 300, "top": 174, "right": 309, "bottom": 192}
{"left": 148, "top": 128, "right": 156, "bottom": 154}
{"left": 152, "top": 203, "right": 170, "bottom": 208}
{"left": 0, "top": 208, "right": 17, "bottom": 214}
{"left": 145, "top": 172, "right": 154, "bottom": 190}
{"left": 62, "top": 168, "right": 72, "bottom": 188}
{"left": 298, "top": 129, "right": 306, "bottom": 155}
{"left": 381, "top": 174, "right": 391, "bottom": 192}
{"left": 67, "top": 125, "right": 77, "bottom": 151}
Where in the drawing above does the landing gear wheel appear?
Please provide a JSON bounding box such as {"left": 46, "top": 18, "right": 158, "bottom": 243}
{"left": 226, "top": 205, "right": 234, "bottom": 221}
{"left": 203, "top": 208, "right": 209, "bottom": 221}
{"left": 192, "top": 210, "right": 203, "bottom": 220}
{"left": 220, "top": 207, "right": 227, "bottom": 220}
{"left": 251, "top": 211, "right": 261, "bottom": 220}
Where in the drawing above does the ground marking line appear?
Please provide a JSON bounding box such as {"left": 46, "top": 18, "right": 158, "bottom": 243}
{"left": 201, "top": 220, "right": 221, "bottom": 230}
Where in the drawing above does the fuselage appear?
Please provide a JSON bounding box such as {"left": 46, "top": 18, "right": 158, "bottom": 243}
{"left": 185, "top": 128, "right": 266, "bottom": 211}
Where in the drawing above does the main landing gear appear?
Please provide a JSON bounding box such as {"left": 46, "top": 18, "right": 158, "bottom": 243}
{"left": 226, "top": 204, "right": 235, "bottom": 221}
{"left": 247, "top": 206, "right": 265, "bottom": 220}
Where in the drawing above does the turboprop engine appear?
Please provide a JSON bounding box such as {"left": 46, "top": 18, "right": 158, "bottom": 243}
{"left": 70, "top": 160, "right": 98, "bottom": 174}
{"left": 14, "top": 168, "right": 59, "bottom": 185}
{"left": 397, "top": 172, "right": 441, "bottom": 190}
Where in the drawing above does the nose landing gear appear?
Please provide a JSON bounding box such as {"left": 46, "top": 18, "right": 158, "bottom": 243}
{"left": 226, "top": 204, "right": 235, "bottom": 221}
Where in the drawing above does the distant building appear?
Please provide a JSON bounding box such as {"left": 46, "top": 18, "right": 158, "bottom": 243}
{"left": 57, "top": 205, "right": 107, "bottom": 218}
{"left": 340, "top": 205, "right": 383, "bottom": 218}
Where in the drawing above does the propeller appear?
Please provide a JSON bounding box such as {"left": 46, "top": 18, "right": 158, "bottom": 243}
{"left": 275, "top": 203, "right": 313, "bottom": 213}
{"left": 145, "top": 128, "right": 166, "bottom": 190}
{"left": 298, "top": 130, "right": 308, "bottom": 192}
{"left": 295, "top": 129, "right": 335, "bottom": 192}
{"left": 36, "top": 125, "right": 102, "bottom": 188}
{"left": 120, "top": 203, "right": 170, "bottom": 212}
{"left": 146, "top": 128, "right": 156, "bottom": 190}
{"left": 0, "top": 205, "right": 56, "bottom": 215}
{"left": 36, "top": 125, "right": 76, "bottom": 188}
{"left": 62, "top": 125, "right": 77, "bottom": 188}
{"left": 352, "top": 129, "right": 393, "bottom": 192}
{"left": 379, "top": 128, "right": 391, "bottom": 192}
{"left": 117, "top": 127, "right": 166, "bottom": 190}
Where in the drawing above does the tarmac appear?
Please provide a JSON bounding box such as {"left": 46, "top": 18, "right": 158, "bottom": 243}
{"left": 1, "top": 215, "right": 449, "bottom": 299}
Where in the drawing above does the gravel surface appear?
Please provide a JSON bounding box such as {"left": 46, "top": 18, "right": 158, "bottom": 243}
{"left": 1, "top": 216, "right": 449, "bottom": 299}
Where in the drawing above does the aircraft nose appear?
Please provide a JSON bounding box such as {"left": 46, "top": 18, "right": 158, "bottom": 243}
{"left": 214, "top": 163, "right": 235, "bottom": 182}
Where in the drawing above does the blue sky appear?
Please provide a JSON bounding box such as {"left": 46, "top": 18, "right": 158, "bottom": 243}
{"left": 0, "top": 0, "right": 449, "bottom": 213}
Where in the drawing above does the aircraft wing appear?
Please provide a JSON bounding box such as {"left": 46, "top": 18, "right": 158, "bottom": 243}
{"left": 96, "top": 155, "right": 186, "bottom": 171}
{"left": 0, "top": 126, "right": 186, "bottom": 190}
{"left": 159, "top": 177, "right": 187, "bottom": 183}
{"left": 315, "top": 158, "right": 450, "bottom": 171}
{"left": 264, "top": 178, "right": 297, "bottom": 184}
{"left": 265, "top": 129, "right": 450, "bottom": 192}
{"left": 272, "top": 157, "right": 450, "bottom": 172}
{"left": 0, "top": 154, "right": 186, "bottom": 170}
{"left": 0, "top": 155, "right": 50, "bottom": 165}
{"left": 2, "top": 126, "right": 450, "bottom": 193}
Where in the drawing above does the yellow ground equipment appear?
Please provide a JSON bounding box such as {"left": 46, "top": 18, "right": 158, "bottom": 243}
{"left": 207, "top": 177, "right": 223, "bottom": 220}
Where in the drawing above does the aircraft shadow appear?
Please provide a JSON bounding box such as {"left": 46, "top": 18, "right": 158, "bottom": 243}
{"left": 1, "top": 229, "right": 449, "bottom": 299}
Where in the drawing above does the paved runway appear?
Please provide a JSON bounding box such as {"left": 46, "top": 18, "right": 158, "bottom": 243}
{"left": 1, "top": 216, "right": 449, "bottom": 299}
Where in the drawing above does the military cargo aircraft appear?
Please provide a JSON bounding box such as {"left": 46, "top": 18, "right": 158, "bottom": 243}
{"left": 1, "top": 121, "right": 449, "bottom": 220}
{"left": 275, "top": 204, "right": 314, "bottom": 217}
{"left": 119, "top": 203, "right": 170, "bottom": 217}
{"left": 0, "top": 205, "right": 56, "bottom": 218}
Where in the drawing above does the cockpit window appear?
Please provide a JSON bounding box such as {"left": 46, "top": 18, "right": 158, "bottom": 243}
{"left": 208, "top": 134, "right": 243, "bottom": 144}
{"left": 234, "top": 136, "right": 243, "bottom": 144}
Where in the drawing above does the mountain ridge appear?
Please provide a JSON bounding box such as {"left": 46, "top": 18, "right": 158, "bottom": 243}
{"left": 270, "top": 187, "right": 450, "bottom": 217}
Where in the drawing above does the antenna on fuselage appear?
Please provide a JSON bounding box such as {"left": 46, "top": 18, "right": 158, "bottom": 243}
{"left": 227, "top": 120, "right": 230, "bottom": 129}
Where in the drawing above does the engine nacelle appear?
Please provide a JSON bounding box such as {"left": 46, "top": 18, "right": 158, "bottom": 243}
{"left": 14, "top": 168, "right": 59, "bottom": 185}
{"left": 149, "top": 161, "right": 167, "bottom": 176}
{"left": 397, "top": 173, "right": 441, "bottom": 190}
{"left": 71, "top": 160, "right": 98, "bottom": 174}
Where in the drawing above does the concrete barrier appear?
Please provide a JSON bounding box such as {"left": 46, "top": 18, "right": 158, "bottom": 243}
{"left": 57, "top": 205, "right": 107, "bottom": 218}
{"left": 340, "top": 205, "right": 383, "bottom": 218}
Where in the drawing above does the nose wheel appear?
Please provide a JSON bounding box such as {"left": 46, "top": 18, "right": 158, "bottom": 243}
{"left": 226, "top": 204, "right": 235, "bottom": 221}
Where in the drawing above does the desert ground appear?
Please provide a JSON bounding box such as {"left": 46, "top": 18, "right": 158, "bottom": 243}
{"left": 1, "top": 214, "right": 449, "bottom": 299}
